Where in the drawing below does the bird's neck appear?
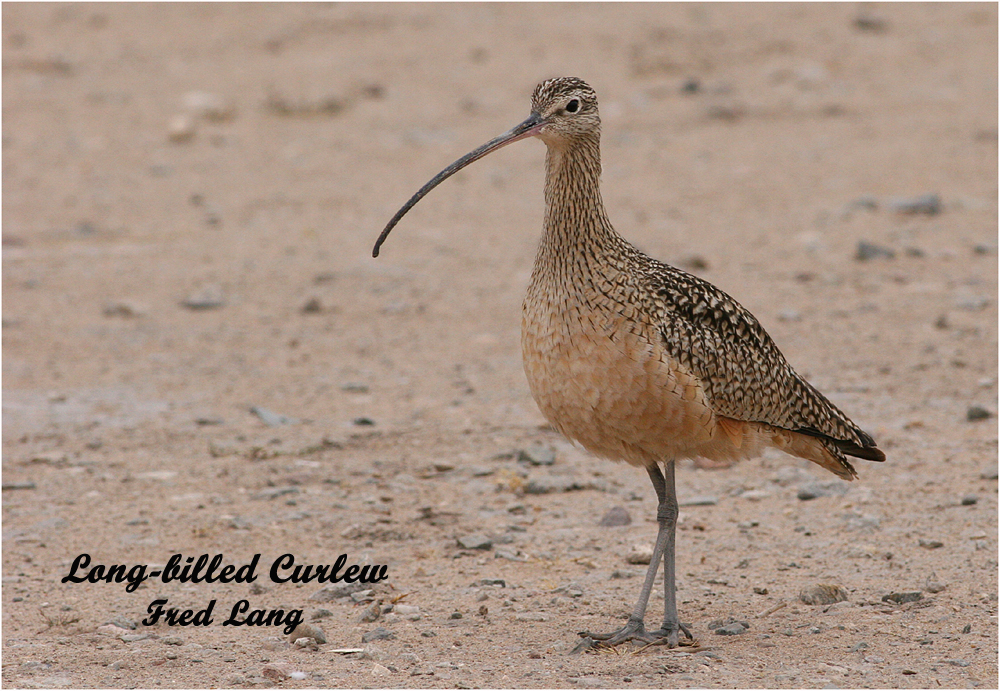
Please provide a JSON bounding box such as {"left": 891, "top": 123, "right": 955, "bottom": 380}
{"left": 538, "top": 137, "right": 622, "bottom": 271}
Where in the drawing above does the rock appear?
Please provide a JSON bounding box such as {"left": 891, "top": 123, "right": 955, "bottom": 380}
{"left": 457, "top": 533, "right": 493, "bottom": 550}
{"left": 181, "top": 285, "right": 224, "bottom": 309}
{"left": 966, "top": 406, "right": 992, "bottom": 422}
{"left": 946, "top": 659, "right": 970, "bottom": 667}
{"left": 515, "top": 612, "right": 549, "bottom": 622}
{"left": 106, "top": 616, "right": 137, "bottom": 630}
{"left": 289, "top": 671, "right": 308, "bottom": 680}
{"left": 473, "top": 578, "right": 506, "bottom": 588}
{"left": 855, "top": 241, "right": 895, "bottom": 261}
{"left": 102, "top": 300, "right": 147, "bottom": 318}
{"left": 679, "top": 495, "right": 718, "bottom": 506}
{"left": 358, "top": 601, "right": 381, "bottom": 623}
{"left": 797, "top": 481, "right": 848, "bottom": 501}
{"left": 924, "top": 575, "right": 946, "bottom": 594}
{"left": 517, "top": 445, "right": 556, "bottom": 465}
{"left": 625, "top": 544, "right": 653, "bottom": 565}
{"left": 182, "top": 91, "right": 236, "bottom": 122}
{"left": 249, "top": 406, "right": 298, "bottom": 426}
{"left": 853, "top": 14, "right": 888, "bottom": 32}
{"left": 2, "top": 481, "right": 36, "bottom": 490}
{"left": 523, "top": 477, "right": 593, "bottom": 494}
{"left": 981, "top": 466, "right": 998, "bottom": 480}
{"left": 310, "top": 582, "right": 369, "bottom": 601}
{"left": 918, "top": 539, "right": 944, "bottom": 549}
{"left": 361, "top": 627, "right": 395, "bottom": 643}
{"left": 799, "top": 584, "right": 849, "bottom": 605}
{"left": 301, "top": 297, "right": 323, "bottom": 314}
{"left": 167, "top": 114, "right": 196, "bottom": 143}
{"left": 449, "top": 611, "right": 463, "bottom": 619}
{"left": 287, "top": 623, "right": 326, "bottom": 644}
{"left": 371, "top": 663, "right": 391, "bottom": 676}
{"left": 889, "top": 193, "right": 941, "bottom": 215}
{"left": 881, "top": 591, "right": 922, "bottom": 604}
{"left": 739, "top": 489, "right": 770, "bottom": 502}
{"left": 848, "top": 641, "right": 869, "bottom": 653}
{"left": 261, "top": 662, "right": 294, "bottom": 680}
{"left": 714, "top": 622, "right": 749, "bottom": 636}
{"left": 252, "top": 486, "right": 300, "bottom": 501}
{"left": 598, "top": 506, "right": 631, "bottom": 527}
{"left": 961, "top": 495, "right": 978, "bottom": 506}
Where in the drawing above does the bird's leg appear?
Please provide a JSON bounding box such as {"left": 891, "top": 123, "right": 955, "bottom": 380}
{"left": 643, "top": 460, "right": 694, "bottom": 647}
{"left": 578, "top": 462, "right": 687, "bottom": 649}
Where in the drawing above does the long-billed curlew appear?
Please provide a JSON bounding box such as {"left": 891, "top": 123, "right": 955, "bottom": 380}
{"left": 373, "top": 77, "right": 885, "bottom": 649}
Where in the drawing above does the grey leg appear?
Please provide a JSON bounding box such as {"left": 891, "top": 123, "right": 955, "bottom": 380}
{"left": 646, "top": 460, "right": 692, "bottom": 646}
{"left": 576, "top": 461, "right": 691, "bottom": 650}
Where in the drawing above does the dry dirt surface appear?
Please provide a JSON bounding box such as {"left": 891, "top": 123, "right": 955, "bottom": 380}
{"left": 2, "top": 3, "right": 997, "bottom": 689}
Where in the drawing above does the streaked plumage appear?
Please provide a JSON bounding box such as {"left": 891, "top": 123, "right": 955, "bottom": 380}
{"left": 374, "top": 76, "right": 884, "bottom": 649}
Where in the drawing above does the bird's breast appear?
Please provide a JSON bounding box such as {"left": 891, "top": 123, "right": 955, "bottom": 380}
{"left": 520, "top": 281, "right": 717, "bottom": 466}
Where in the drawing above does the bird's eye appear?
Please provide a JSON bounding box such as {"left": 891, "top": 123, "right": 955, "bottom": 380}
{"left": 565, "top": 99, "right": 580, "bottom": 113}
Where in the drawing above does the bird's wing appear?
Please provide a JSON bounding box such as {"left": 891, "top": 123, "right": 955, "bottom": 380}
{"left": 646, "top": 262, "right": 882, "bottom": 461}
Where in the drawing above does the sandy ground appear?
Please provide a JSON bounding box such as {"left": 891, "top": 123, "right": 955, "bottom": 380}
{"left": 2, "top": 3, "right": 998, "bottom": 689}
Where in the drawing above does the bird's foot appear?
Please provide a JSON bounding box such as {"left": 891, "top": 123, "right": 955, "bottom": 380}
{"left": 575, "top": 618, "right": 693, "bottom": 652}
{"left": 636, "top": 621, "right": 696, "bottom": 650}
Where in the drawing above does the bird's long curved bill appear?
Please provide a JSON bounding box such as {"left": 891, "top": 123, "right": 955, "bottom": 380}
{"left": 372, "top": 113, "right": 545, "bottom": 257}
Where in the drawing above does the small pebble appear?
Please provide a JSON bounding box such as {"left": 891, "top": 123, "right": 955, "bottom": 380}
{"left": 855, "top": 241, "right": 895, "bottom": 261}
{"left": 358, "top": 601, "right": 381, "bottom": 623}
{"left": 457, "top": 534, "right": 493, "bottom": 550}
{"left": 625, "top": 544, "right": 653, "bottom": 565}
{"left": 301, "top": 297, "right": 323, "bottom": 313}
{"left": 517, "top": 445, "right": 556, "bottom": 466}
{"left": 103, "top": 300, "right": 147, "bottom": 318}
{"left": 181, "top": 285, "right": 224, "bottom": 309}
{"left": 966, "top": 406, "right": 991, "bottom": 422}
{"left": 287, "top": 623, "right": 326, "bottom": 644}
{"left": 249, "top": 406, "right": 298, "bottom": 427}
{"left": 881, "top": 591, "right": 922, "bottom": 604}
{"left": 361, "top": 627, "right": 394, "bottom": 643}
{"left": 182, "top": 90, "right": 236, "bottom": 122}
{"left": 598, "top": 506, "right": 631, "bottom": 527}
{"left": 962, "top": 624, "right": 972, "bottom": 634}
{"left": 946, "top": 659, "right": 971, "bottom": 668}
{"left": 449, "top": 611, "right": 463, "bottom": 620}
{"left": 853, "top": 14, "right": 888, "bottom": 32}
{"left": 797, "top": 481, "right": 848, "bottom": 501}
{"left": 918, "top": 539, "right": 944, "bottom": 549}
{"left": 262, "top": 662, "right": 294, "bottom": 680}
{"left": 714, "top": 622, "right": 748, "bottom": 636}
{"left": 848, "top": 641, "right": 868, "bottom": 653}
{"left": 167, "top": 114, "right": 196, "bottom": 143}
{"left": 961, "top": 495, "right": 978, "bottom": 506}
{"left": 799, "top": 584, "right": 849, "bottom": 605}
{"left": 889, "top": 193, "right": 941, "bottom": 215}
{"left": 679, "top": 495, "right": 717, "bottom": 506}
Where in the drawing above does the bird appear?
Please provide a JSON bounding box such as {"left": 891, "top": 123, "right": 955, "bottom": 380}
{"left": 372, "top": 76, "right": 885, "bottom": 650}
